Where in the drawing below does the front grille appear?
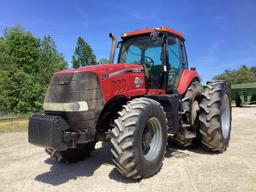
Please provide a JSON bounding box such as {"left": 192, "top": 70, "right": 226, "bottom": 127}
{"left": 45, "top": 72, "right": 103, "bottom": 107}
{"left": 43, "top": 71, "right": 104, "bottom": 133}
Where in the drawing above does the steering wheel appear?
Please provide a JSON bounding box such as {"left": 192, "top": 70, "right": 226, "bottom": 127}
{"left": 144, "top": 56, "right": 154, "bottom": 69}
{"left": 143, "top": 56, "right": 154, "bottom": 78}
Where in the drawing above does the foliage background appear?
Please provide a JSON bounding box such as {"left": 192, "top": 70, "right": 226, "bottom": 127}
{"left": 214, "top": 65, "right": 256, "bottom": 84}
{"left": 0, "top": 26, "right": 67, "bottom": 113}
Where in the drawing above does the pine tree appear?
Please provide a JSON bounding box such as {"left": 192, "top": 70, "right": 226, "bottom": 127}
{"left": 72, "top": 36, "right": 97, "bottom": 67}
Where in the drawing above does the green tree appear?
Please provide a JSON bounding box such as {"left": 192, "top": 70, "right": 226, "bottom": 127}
{"left": 72, "top": 36, "right": 96, "bottom": 68}
{"left": 213, "top": 65, "right": 256, "bottom": 84}
{"left": 39, "top": 35, "right": 67, "bottom": 85}
{"left": 250, "top": 66, "right": 256, "bottom": 74}
{"left": 3, "top": 25, "right": 41, "bottom": 73}
{"left": 0, "top": 25, "right": 67, "bottom": 113}
{"left": 98, "top": 58, "right": 109, "bottom": 64}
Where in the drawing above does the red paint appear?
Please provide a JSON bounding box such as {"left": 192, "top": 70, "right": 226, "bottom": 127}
{"left": 56, "top": 64, "right": 135, "bottom": 75}
{"left": 56, "top": 64, "right": 147, "bottom": 103}
{"left": 177, "top": 69, "right": 199, "bottom": 95}
{"left": 56, "top": 65, "right": 199, "bottom": 102}
{"left": 57, "top": 65, "right": 200, "bottom": 103}
{"left": 147, "top": 89, "right": 166, "bottom": 95}
{"left": 122, "top": 26, "right": 185, "bottom": 40}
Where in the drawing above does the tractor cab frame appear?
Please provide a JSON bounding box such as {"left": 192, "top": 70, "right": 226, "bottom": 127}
{"left": 117, "top": 28, "right": 188, "bottom": 93}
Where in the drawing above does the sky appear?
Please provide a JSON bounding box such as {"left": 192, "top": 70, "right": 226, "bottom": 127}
{"left": 0, "top": 0, "right": 256, "bottom": 81}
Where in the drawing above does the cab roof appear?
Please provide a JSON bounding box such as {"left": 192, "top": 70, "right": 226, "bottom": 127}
{"left": 121, "top": 26, "right": 185, "bottom": 40}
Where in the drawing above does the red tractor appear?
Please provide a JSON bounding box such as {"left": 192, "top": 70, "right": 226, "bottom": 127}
{"left": 28, "top": 27, "right": 232, "bottom": 179}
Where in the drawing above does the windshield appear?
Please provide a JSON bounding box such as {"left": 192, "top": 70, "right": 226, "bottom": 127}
{"left": 118, "top": 36, "right": 163, "bottom": 66}
{"left": 118, "top": 35, "right": 186, "bottom": 90}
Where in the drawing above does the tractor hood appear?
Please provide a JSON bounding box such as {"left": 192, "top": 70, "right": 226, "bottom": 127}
{"left": 44, "top": 64, "right": 145, "bottom": 112}
{"left": 55, "top": 64, "right": 143, "bottom": 78}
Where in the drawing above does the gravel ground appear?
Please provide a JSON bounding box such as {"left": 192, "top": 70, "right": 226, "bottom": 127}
{"left": 0, "top": 107, "right": 256, "bottom": 192}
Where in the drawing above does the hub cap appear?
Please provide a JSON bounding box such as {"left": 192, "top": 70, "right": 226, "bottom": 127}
{"left": 191, "top": 100, "right": 200, "bottom": 125}
{"left": 142, "top": 117, "right": 162, "bottom": 161}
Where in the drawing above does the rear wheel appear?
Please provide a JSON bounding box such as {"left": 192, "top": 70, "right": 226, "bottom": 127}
{"left": 45, "top": 142, "right": 96, "bottom": 163}
{"left": 110, "top": 97, "right": 167, "bottom": 179}
{"left": 199, "top": 81, "right": 232, "bottom": 152}
{"left": 175, "top": 81, "right": 201, "bottom": 147}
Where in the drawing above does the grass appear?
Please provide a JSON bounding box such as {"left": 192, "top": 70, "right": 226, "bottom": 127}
{"left": 0, "top": 113, "right": 32, "bottom": 121}
{"left": 0, "top": 119, "right": 28, "bottom": 133}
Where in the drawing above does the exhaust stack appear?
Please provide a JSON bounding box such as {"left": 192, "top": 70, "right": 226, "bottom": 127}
{"left": 109, "top": 33, "right": 117, "bottom": 64}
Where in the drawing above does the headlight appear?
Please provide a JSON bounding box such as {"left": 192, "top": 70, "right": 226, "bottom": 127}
{"left": 43, "top": 101, "right": 89, "bottom": 112}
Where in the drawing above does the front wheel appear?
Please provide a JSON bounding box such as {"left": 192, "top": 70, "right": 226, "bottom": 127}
{"left": 45, "top": 142, "right": 96, "bottom": 163}
{"left": 110, "top": 97, "right": 167, "bottom": 179}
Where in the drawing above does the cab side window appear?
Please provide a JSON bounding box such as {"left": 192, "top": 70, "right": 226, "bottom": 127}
{"left": 168, "top": 37, "right": 181, "bottom": 70}
{"left": 121, "top": 45, "right": 141, "bottom": 64}
{"left": 179, "top": 41, "right": 188, "bottom": 69}
{"left": 167, "top": 37, "right": 188, "bottom": 89}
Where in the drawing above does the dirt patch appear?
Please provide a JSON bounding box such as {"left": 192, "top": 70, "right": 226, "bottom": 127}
{"left": 0, "top": 119, "right": 28, "bottom": 133}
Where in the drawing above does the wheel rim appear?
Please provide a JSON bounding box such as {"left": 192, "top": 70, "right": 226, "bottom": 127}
{"left": 191, "top": 100, "right": 200, "bottom": 125}
{"left": 221, "top": 94, "right": 231, "bottom": 139}
{"left": 142, "top": 117, "right": 162, "bottom": 161}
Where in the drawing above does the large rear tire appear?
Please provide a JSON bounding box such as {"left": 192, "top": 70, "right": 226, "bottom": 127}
{"left": 45, "top": 142, "right": 96, "bottom": 163}
{"left": 110, "top": 97, "right": 167, "bottom": 179}
{"left": 199, "top": 81, "right": 232, "bottom": 152}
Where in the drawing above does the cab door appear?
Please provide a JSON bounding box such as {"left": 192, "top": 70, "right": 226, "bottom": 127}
{"left": 167, "top": 36, "right": 188, "bottom": 92}
{"left": 144, "top": 45, "right": 165, "bottom": 90}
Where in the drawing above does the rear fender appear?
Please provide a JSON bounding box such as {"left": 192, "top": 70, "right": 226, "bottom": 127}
{"left": 177, "top": 69, "right": 200, "bottom": 95}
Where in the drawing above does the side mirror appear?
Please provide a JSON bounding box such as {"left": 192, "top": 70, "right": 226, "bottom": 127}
{"left": 117, "top": 41, "right": 122, "bottom": 48}
{"left": 150, "top": 29, "right": 163, "bottom": 41}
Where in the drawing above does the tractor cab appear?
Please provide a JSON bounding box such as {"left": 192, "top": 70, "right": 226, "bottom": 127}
{"left": 116, "top": 27, "right": 188, "bottom": 92}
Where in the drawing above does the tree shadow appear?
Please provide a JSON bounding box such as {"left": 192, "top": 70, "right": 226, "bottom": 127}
{"left": 35, "top": 142, "right": 113, "bottom": 186}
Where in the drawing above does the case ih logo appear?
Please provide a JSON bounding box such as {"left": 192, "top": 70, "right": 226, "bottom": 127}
{"left": 134, "top": 77, "right": 142, "bottom": 87}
